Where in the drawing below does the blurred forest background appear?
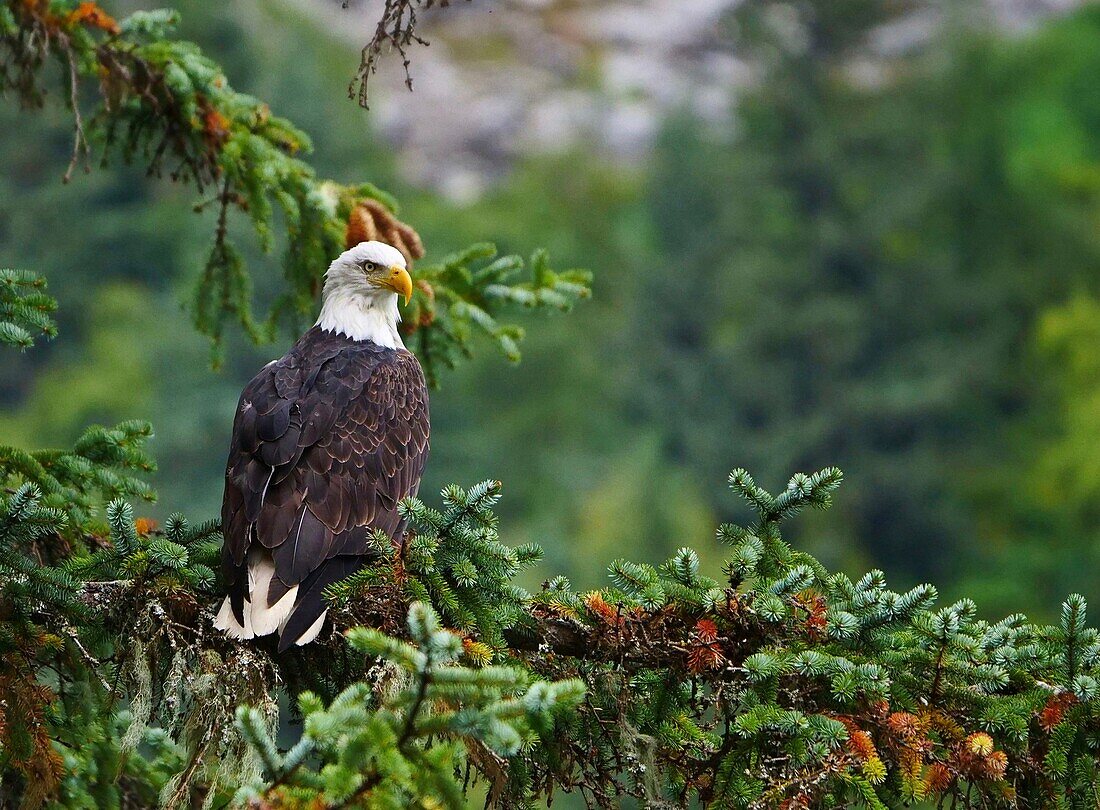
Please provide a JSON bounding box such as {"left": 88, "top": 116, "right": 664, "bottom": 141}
{"left": 3, "top": 0, "right": 1100, "bottom": 620}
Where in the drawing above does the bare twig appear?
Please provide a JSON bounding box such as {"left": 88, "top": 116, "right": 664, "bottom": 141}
{"left": 61, "top": 624, "right": 112, "bottom": 693}
{"left": 59, "top": 34, "right": 90, "bottom": 183}
{"left": 345, "top": 0, "right": 468, "bottom": 108}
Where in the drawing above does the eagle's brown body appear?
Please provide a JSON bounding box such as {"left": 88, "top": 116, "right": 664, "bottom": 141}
{"left": 219, "top": 325, "right": 429, "bottom": 650}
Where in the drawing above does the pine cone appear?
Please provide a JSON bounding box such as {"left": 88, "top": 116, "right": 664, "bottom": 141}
{"left": 345, "top": 199, "right": 425, "bottom": 267}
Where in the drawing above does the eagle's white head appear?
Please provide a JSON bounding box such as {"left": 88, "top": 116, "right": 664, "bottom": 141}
{"left": 316, "top": 241, "right": 413, "bottom": 348}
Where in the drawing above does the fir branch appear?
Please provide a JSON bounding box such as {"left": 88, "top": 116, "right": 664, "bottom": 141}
{"left": 0, "top": 2, "right": 589, "bottom": 376}
{"left": 0, "top": 268, "right": 57, "bottom": 349}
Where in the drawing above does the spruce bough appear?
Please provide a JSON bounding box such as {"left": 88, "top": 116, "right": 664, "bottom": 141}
{"left": 6, "top": 433, "right": 1100, "bottom": 806}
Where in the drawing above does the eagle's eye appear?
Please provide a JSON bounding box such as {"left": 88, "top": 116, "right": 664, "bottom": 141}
{"left": 362, "top": 260, "right": 377, "bottom": 273}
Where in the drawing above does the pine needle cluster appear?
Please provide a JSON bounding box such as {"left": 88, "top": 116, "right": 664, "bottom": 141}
{"left": 504, "top": 470, "right": 1100, "bottom": 808}
{"left": 233, "top": 601, "right": 583, "bottom": 808}
{"left": 327, "top": 480, "right": 542, "bottom": 656}
{"left": 0, "top": 268, "right": 56, "bottom": 349}
{"left": 403, "top": 245, "right": 591, "bottom": 387}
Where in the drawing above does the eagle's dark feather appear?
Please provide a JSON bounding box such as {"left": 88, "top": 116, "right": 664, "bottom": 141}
{"left": 220, "top": 325, "right": 429, "bottom": 650}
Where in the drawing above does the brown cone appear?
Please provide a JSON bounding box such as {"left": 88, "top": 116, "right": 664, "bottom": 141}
{"left": 345, "top": 200, "right": 426, "bottom": 267}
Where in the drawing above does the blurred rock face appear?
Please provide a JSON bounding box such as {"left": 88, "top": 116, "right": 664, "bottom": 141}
{"left": 299, "top": 0, "right": 748, "bottom": 201}
{"left": 301, "top": 0, "right": 1075, "bottom": 200}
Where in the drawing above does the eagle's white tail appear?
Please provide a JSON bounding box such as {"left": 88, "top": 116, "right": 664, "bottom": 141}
{"left": 281, "top": 608, "right": 328, "bottom": 646}
{"left": 212, "top": 549, "right": 298, "bottom": 640}
{"left": 246, "top": 550, "right": 299, "bottom": 635}
{"left": 213, "top": 595, "right": 253, "bottom": 640}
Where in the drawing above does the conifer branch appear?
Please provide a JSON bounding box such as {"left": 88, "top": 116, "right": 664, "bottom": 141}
{"left": 0, "top": 1, "right": 589, "bottom": 376}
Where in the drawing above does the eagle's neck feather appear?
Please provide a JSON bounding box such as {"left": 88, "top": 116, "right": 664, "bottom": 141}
{"left": 316, "top": 288, "right": 404, "bottom": 348}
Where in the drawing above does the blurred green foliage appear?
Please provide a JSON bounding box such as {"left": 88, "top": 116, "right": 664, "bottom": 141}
{"left": 6, "top": 0, "right": 1100, "bottom": 621}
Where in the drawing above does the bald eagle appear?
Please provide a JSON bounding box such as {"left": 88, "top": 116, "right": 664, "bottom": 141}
{"left": 214, "top": 241, "right": 430, "bottom": 650}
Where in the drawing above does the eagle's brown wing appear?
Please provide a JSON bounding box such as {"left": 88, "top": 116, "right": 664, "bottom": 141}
{"left": 220, "top": 326, "right": 429, "bottom": 649}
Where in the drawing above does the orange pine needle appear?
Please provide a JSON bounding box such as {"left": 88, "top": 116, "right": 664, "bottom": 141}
{"left": 66, "top": 2, "right": 119, "bottom": 35}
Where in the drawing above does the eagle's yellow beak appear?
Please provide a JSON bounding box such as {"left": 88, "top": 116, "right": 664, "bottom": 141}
{"left": 378, "top": 265, "right": 413, "bottom": 305}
